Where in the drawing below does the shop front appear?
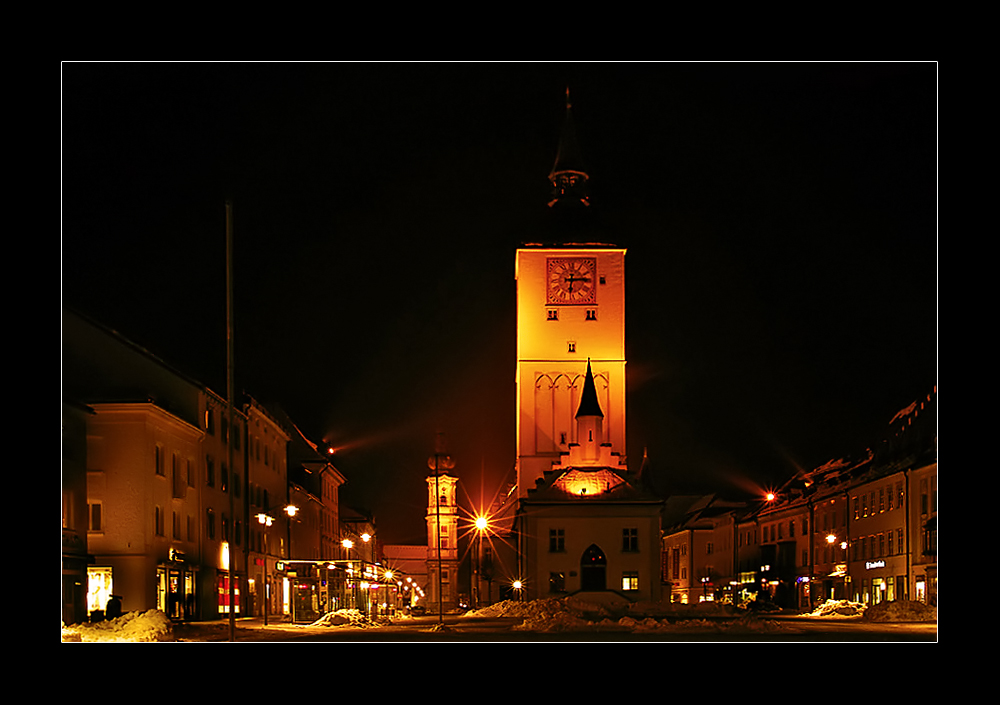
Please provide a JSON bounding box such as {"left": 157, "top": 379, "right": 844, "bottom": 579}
{"left": 853, "top": 557, "right": 907, "bottom": 605}
{"left": 156, "top": 550, "right": 198, "bottom": 620}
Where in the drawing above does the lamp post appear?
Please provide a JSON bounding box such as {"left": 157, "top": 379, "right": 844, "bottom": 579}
{"left": 257, "top": 505, "right": 297, "bottom": 625}
{"left": 473, "top": 515, "right": 488, "bottom": 609}
{"left": 256, "top": 512, "right": 273, "bottom": 626}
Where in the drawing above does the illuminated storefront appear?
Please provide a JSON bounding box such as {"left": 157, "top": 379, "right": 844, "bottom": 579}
{"left": 87, "top": 566, "right": 113, "bottom": 616}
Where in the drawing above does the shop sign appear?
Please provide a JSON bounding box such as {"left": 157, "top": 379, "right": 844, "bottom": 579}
{"left": 865, "top": 560, "right": 886, "bottom": 570}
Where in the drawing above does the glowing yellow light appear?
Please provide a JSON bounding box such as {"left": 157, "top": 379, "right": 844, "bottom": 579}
{"left": 475, "top": 516, "right": 488, "bottom": 531}
{"left": 342, "top": 538, "right": 354, "bottom": 550}
{"left": 826, "top": 534, "right": 837, "bottom": 544}
{"left": 361, "top": 533, "right": 371, "bottom": 543}
{"left": 512, "top": 580, "right": 523, "bottom": 590}
{"left": 765, "top": 492, "right": 776, "bottom": 502}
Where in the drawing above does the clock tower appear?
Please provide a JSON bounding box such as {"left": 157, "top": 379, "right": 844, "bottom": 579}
{"left": 508, "top": 91, "right": 662, "bottom": 605}
{"left": 515, "top": 89, "right": 627, "bottom": 498}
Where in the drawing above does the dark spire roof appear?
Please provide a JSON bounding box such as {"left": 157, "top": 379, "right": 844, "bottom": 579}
{"left": 547, "top": 87, "right": 590, "bottom": 209}
{"left": 576, "top": 359, "right": 604, "bottom": 419}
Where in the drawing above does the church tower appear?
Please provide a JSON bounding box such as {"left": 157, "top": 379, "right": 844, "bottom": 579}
{"left": 510, "top": 91, "right": 662, "bottom": 604}
{"left": 425, "top": 437, "right": 459, "bottom": 614}
{"left": 515, "top": 89, "right": 627, "bottom": 499}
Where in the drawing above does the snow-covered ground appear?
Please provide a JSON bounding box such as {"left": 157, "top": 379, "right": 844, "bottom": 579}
{"left": 61, "top": 609, "right": 174, "bottom": 643}
{"left": 61, "top": 598, "right": 935, "bottom": 642}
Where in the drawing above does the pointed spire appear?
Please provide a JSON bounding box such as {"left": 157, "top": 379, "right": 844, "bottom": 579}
{"left": 548, "top": 86, "right": 590, "bottom": 208}
{"left": 576, "top": 359, "right": 604, "bottom": 419}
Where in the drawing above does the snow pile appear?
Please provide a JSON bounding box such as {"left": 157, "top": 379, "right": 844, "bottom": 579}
{"left": 806, "top": 600, "right": 867, "bottom": 619}
{"left": 308, "top": 609, "right": 388, "bottom": 628}
{"left": 862, "top": 600, "right": 936, "bottom": 623}
{"left": 62, "top": 610, "right": 174, "bottom": 643}
{"left": 805, "top": 599, "right": 936, "bottom": 622}
{"left": 464, "top": 597, "right": 784, "bottom": 635}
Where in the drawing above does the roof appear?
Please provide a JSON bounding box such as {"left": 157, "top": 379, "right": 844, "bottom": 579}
{"left": 575, "top": 359, "right": 604, "bottom": 419}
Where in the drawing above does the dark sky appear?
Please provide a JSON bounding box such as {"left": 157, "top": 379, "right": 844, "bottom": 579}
{"left": 61, "top": 62, "right": 938, "bottom": 545}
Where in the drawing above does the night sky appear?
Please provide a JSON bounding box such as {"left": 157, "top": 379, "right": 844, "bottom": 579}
{"left": 61, "top": 62, "right": 938, "bottom": 545}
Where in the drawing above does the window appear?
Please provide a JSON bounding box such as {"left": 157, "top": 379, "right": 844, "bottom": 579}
{"left": 155, "top": 446, "right": 164, "bottom": 476}
{"left": 206, "top": 457, "right": 215, "bottom": 487}
{"left": 173, "top": 511, "right": 181, "bottom": 539}
{"left": 155, "top": 506, "right": 165, "bottom": 536}
{"left": 88, "top": 501, "right": 103, "bottom": 532}
{"left": 221, "top": 464, "right": 228, "bottom": 493}
{"left": 567, "top": 341, "right": 576, "bottom": 353}
{"left": 789, "top": 520, "right": 795, "bottom": 537}
{"left": 622, "top": 571, "right": 639, "bottom": 591}
{"left": 622, "top": 528, "right": 639, "bottom": 552}
{"left": 585, "top": 309, "right": 597, "bottom": 320}
{"left": 549, "top": 528, "right": 565, "bottom": 552}
{"left": 172, "top": 454, "right": 185, "bottom": 498}
{"left": 547, "top": 309, "right": 559, "bottom": 321}
{"left": 207, "top": 509, "right": 216, "bottom": 540}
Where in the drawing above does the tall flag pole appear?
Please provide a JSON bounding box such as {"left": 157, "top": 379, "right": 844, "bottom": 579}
{"left": 226, "top": 200, "right": 237, "bottom": 642}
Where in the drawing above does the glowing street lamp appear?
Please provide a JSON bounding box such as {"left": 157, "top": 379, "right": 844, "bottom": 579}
{"left": 472, "top": 514, "right": 490, "bottom": 609}
{"left": 512, "top": 579, "right": 524, "bottom": 601}
{"left": 256, "top": 512, "right": 275, "bottom": 625}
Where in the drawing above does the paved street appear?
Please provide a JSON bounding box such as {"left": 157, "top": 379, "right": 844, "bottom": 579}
{"left": 172, "top": 613, "right": 937, "bottom": 643}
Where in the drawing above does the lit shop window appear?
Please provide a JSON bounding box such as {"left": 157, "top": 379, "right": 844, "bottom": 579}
{"left": 622, "top": 572, "right": 639, "bottom": 591}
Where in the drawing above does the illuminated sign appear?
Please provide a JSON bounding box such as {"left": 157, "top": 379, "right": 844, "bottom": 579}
{"left": 865, "top": 560, "right": 886, "bottom": 570}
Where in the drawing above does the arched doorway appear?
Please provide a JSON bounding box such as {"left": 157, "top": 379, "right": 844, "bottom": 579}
{"left": 580, "top": 544, "right": 607, "bottom": 591}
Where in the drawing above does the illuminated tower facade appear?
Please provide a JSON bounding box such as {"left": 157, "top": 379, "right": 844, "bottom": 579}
{"left": 515, "top": 90, "right": 627, "bottom": 498}
{"left": 511, "top": 91, "right": 662, "bottom": 604}
{"left": 425, "top": 445, "right": 460, "bottom": 614}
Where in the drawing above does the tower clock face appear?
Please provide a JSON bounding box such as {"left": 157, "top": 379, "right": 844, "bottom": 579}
{"left": 547, "top": 257, "right": 597, "bottom": 305}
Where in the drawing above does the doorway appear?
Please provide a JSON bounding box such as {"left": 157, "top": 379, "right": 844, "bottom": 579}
{"left": 580, "top": 544, "right": 607, "bottom": 591}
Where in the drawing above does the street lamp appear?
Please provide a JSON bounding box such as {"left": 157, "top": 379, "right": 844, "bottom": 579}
{"left": 257, "top": 504, "right": 298, "bottom": 625}
{"left": 472, "top": 514, "right": 489, "bottom": 609}
{"left": 512, "top": 579, "right": 524, "bottom": 601}
{"left": 256, "top": 512, "right": 274, "bottom": 626}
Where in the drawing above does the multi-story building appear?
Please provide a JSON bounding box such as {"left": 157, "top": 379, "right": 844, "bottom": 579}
{"left": 242, "top": 399, "right": 291, "bottom": 619}
{"left": 910, "top": 460, "right": 937, "bottom": 604}
{"left": 63, "top": 310, "right": 332, "bottom": 622}
{"left": 809, "top": 487, "right": 852, "bottom": 602}
{"left": 847, "top": 469, "right": 909, "bottom": 605}
{"left": 663, "top": 494, "right": 749, "bottom": 604}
